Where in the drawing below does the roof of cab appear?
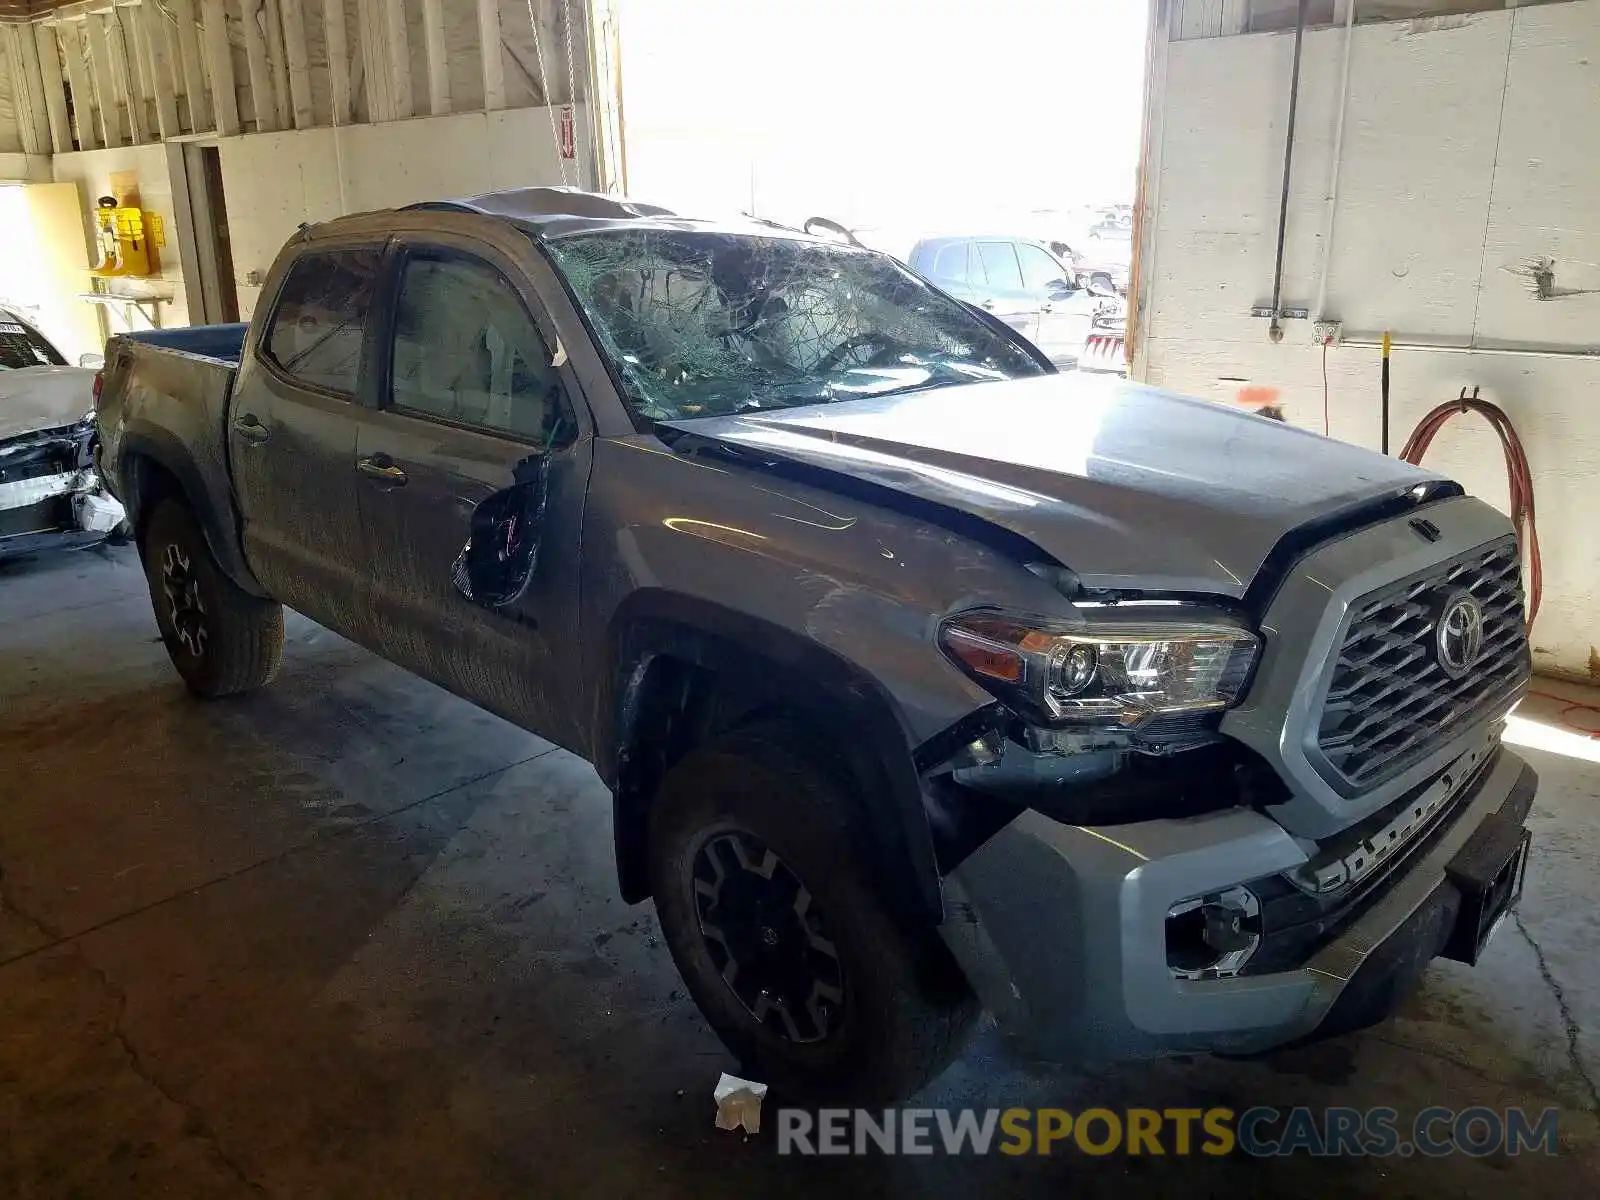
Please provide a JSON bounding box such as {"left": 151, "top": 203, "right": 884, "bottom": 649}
{"left": 398, "top": 186, "right": 835, "bottom": 243}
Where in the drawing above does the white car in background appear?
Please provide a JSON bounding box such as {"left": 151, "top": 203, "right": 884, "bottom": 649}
{"left": 0, "top": 306, "right": 126, "bottom": 560}
{"left": 905, "top": 234, "right": 1124, "bottom": 370}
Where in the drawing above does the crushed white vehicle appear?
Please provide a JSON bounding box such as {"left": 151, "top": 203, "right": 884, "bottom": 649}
{"left": 0, "top": 306, "right": 127, "bottom": 560}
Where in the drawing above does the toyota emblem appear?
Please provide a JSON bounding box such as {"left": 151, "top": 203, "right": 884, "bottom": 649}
{"left": 1434, "top": 592, "right": 1485, "bottom": 678}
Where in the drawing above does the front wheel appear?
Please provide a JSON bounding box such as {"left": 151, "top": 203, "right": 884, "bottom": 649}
{"left": 141, "top": 499, "right": 285, "bottom": 697}
{"left": 648, "top": 720, "right": 979, "bottom": 1102}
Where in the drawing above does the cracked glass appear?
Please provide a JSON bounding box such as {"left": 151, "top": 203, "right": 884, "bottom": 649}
{"left": 545, "top": 229, "right": 1047, "bottom": 422}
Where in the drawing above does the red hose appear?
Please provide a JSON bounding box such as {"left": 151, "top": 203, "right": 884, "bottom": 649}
{"left": 1398, "top": 395, "right": 1541, "bottom": 631}
{"left": 1527, "top": 690, "right": 1600, "bottom": 740}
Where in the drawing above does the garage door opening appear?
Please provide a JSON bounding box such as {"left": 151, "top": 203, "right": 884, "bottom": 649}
{"left": 616, "top": 0, "right": 1149, "bottom": 371}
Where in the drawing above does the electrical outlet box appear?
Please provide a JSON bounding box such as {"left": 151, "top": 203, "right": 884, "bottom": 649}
{"left": 1313, "top": 320, "right": 1342, "bottom": 347}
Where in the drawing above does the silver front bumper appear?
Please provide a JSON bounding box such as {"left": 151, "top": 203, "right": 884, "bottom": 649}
{"left": 938, "top": 744, "right": 1534, "bottom": 1062}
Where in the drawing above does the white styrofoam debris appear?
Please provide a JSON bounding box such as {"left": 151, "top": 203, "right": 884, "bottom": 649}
{"left": 74, "top": 490, "right": 127, "bottom": 534}
{"left": 712, "top": 1072, "right": 768, "bottom": 1134}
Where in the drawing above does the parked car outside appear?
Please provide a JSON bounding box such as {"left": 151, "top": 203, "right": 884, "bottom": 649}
{"left": 907, "top": 234, "right": 1122, "bottom": 369}
{"left": 0, "top": 305, "right": 126, "bottom": 560}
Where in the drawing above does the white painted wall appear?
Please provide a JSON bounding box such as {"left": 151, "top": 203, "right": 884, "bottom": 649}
{"left": 0, "top": 153, "right": 51, "bottom": 183}
{"left": 1136, "top": 1, "right": 1600, "bottom": 680}
{"left": 33, "top": 105, "right": 586, "bottom": 345}
{"left": 50, "top": 142, "right": 194, "bottom": 343}
{"left": 218, "top": 104, "right": 589, "bottom": 317}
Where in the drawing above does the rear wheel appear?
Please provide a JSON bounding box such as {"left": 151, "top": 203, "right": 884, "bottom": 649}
{"left": 141, "top": 499, "right": 284, "bottom": 697}
{"left": 648, "top": 720, "right": 979, "bottom": 1102}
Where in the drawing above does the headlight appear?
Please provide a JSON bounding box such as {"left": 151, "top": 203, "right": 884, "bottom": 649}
{"left": 938, "top": 606, "right": 1259, "bottom": 733}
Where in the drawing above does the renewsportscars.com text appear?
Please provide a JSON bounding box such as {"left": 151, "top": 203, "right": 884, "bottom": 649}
{"left": 776, "top": 1106, "right": 1559, "bottom": 1157}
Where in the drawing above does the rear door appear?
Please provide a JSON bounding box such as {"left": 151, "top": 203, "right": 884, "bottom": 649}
{"left": 354, "top": 227, "right": 592, "bottom": 748}
{"left": 1016, "top": 240, "right": 1093, "bottom": 367}
{"left": 229, "top": 240, "right": 384, "bottom": 631}
{"left": 971, "top": 240, "right": 1040, "bottom": 343}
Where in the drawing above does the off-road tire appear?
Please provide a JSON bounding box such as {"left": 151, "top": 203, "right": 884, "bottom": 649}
{"left": 648, "top": 719, "right": 979, "bottom": 1103}
{"left": 141, "top": 499, "right": 283, "bottom": 697}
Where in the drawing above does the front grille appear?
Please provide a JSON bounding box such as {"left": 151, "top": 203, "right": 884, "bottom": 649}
{"left": 1315, "top": 537, "right": 1529, "bottom": 791}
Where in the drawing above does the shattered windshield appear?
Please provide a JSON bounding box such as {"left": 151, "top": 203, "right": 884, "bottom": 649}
{"left": 544, "top": 229, "right": 1046, "bottom": 422}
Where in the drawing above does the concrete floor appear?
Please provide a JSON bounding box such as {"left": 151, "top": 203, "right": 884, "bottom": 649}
{"left": 1, "top": 543, "right": 1597, "bottom": 1197}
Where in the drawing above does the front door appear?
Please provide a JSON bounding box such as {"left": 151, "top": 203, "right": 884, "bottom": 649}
{"left": 229, "top": 241, "right": 384, "bottom": 632}
{"left": 1016, "top": 241, "right": 1093, "bottom": 368}
{"left": 354, "top": 236, "right": 590, "bottom": 749}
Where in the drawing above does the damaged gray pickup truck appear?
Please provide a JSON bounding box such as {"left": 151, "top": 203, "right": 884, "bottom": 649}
{"left": 96, "top": 189, "right": 1536, "bottom": 1101}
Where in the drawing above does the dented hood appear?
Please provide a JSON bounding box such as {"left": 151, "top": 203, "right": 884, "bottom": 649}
{"left": 662, "top": 373, "right": 1447, "bottom": 598}
{"left": 0, "top": 367, "right": 96, "bottom": 442}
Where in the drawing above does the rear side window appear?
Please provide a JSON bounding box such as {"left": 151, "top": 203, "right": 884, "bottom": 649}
{"left": 977, "top": 242, "right": 1023, "bottom": 291}
{"left": 262, "top": 246, "right": 383, "bottom": 394}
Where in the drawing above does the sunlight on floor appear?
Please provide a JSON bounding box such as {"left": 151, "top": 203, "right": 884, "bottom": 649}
{"left": 1505, "top": 715, "right": 1600, "bottom": 765}
{"left": 1506, "top": 684, "right": 1600, "bottom": 765}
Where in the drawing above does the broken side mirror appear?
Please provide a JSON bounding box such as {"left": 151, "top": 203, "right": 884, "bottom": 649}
{"left": 1087, "top": 275, "right": 1118, "bottom": 299}
{"left": 450, "top": 457, "right": 550, "bottom": 610}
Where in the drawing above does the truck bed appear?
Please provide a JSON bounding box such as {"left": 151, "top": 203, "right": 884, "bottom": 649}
{"left": 97, "top": 323, "right": 252, "bottom": 587}
{"left": 120, "top": 323, "right": 249, "bottom": 364}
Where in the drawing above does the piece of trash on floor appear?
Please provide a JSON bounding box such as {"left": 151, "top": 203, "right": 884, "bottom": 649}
{"left": 713, "top": 1072, "right": 768, "bottom": 1134}
{"left": 73, "top": 490, "right": 126, "bottom": 533}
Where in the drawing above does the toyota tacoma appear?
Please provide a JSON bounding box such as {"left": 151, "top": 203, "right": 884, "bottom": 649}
{"left": 95, "top": 189, "right": 1536, "bottom": 1102}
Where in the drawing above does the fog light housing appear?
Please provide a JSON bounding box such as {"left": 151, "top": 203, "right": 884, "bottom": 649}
{"left": 1166, "top": 886, "right": 1261, "bottom": 979}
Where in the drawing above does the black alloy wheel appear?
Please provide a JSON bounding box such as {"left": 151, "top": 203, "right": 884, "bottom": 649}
{"left": 691, "top": 828, "right": 846, "bottom": 1045}
{"left": 160, "top": 539, "right": 209, "bottom": 658}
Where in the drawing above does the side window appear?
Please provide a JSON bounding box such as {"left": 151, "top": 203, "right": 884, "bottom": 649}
{"left": 977, "top": 241, "right": 1024, "bottom": 292}
{"left": 964, "top": 242, "right": 986, "bottom": 285}
{"left": 388, "top": 251, "right": 570, "bottom": 444}
{"left": 262, "top": 246, "right": 382, "bottom": 394}
{"left": 931, "top": 242, "right": 968, "bottom": 282}
{"left": 1017, "top": 243, "right": 1072, "bottom": 294}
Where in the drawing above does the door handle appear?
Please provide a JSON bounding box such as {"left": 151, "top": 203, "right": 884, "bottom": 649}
{"left": 233, "top": 414, "right": 270, "bottom": 445}
{"left": 1039, "top": 302, "right": 1055, "bottom": 313}
{"left": 357, "top": 455, "right": 408, "bottom": 487}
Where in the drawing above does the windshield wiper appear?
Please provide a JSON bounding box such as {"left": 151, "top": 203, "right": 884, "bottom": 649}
{"left": 730, "top": 385, "right": 835, "bottom": 415}
{"left": 853, "top": 376, "right": 976, "bottom": 401}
